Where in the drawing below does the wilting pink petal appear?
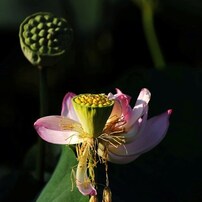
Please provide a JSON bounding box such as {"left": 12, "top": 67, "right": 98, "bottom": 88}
{"left": 61, "top": 92, "right": 79, "bottom": 121}
{"left": 108, "top": 89, "right": 132, "bottom": 121}
{"left": 107, "top": 110, "right": 172, "bottom": 163}
{"left": 114, "top": 88, "right": 132, "bottom": 116}
{"left": 108, "top": 150, "right": 140, "bottom": 164}
{"left": 107, "top": 92, "right": 122, "bottom": 119}
{"left": 124, "top": 105, "right": 149, "bottom": 143}
{"left": 126, "top": 88, "right": 151, "bottom": 129}
{"left": 34, "top": 116, "right": 83, "bottom": 144}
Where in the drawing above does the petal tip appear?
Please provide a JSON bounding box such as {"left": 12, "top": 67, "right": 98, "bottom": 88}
{"left": 140, "top": 88, "right": 151, "bottom": 98}
{"left": 141, "top": 87, "right": 150, "bottom": 93}
{"left": 167, "top": 109, "right": 173, "bottom": 115}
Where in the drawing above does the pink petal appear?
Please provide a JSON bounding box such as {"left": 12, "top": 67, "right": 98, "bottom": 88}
{"left": 126, "top": 88, "right": 151, "bottom": 129}
{"left": 108, "top": 110, "right": 172, "bottom": 162}
{"left": 108, "top": 89, "right": 133, "bottom": 129}
{"left": 114, "top": 88, "right": 132, "bottom": 115}
{"left": 61, "top": 92, "right": 79, "bottom": 121}
{"left": 107, "top": 92, "right": 122, "bottom": 119}
{"left": 123, "top": 105, "right": 148, "bottom": 142}
{"left": 123, "top": 118, "right": 142, "bottom": 143}
{"left": 131, "top": 109, "right": 172, "bottom": 154}
{"left": 115, "top": 88, "right": 132, "bottom": 120}
{"left": 34, "top": 116, "right": 83, "bottom": 144}
{"left": 108, "top": 150, "right": 140, "bottom": 164}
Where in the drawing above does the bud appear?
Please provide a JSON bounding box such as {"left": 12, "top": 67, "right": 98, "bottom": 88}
{"left": 102, "top": 186, "right": 112, "bottom": 202}
{"left": 72, "top": 94, "right": 114, "bottom": 138}
{"left": 19, "top": 12, "right": 73, "bottom": 66}
{"left": 89, "top": 195, "right": 99, "bottom": 202}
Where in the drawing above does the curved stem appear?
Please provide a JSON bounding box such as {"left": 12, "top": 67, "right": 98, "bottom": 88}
{"left": 36, "top": 65, "right": 48, "bottom": 184}
{"left": 134, "top": 0, "right": 166, "bottom": 70}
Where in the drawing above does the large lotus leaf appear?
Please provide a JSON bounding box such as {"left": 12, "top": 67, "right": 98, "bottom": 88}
{"left": 36, "top": 145, "right": 88, "bottom": 202}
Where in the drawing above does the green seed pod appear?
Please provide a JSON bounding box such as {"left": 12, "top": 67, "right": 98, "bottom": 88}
{"left": 23, "top": 24, "right": 31, "bottom": 31}
{"left": 35, "top": 15, "right": 44, "bottom": 22}
{"left": 19, "top": 12, "right": 73, "bottom": 66}
{"left": 37, "top": 22, "right": 44, "bottom": 29}
{"left": 39, "top": 38, "right": 46, "bottom": 46}
{"left": 47, "top": 40, "right": 53, "bottom": 47}
{"left": 30, "top": 27, "right": 38, "bottom": 34}
{"left": 39, "top": 46, "right": 48, "bottom": 54}
{"left": 25, "top": 38, "right": 32, "bottom": 45}
{"left": 52, "top": 17, "right": 59, "bottom": 25}
{"left": 23, "top": 30, "right": 31, "bottom": 38}
{"left": 28, "top": 18, "right": 37, "bottom": 27}
{"left": 30, "top": 43, "right": 38, "bottom": 51}
{"left": 31, "top": 34, "right": 38, "bottom": 41}
{"left": 38, "top": 29, "right": 46, "bottom": 37}
{"left": 46, "top": 22, "right": 52, "bottom": 27}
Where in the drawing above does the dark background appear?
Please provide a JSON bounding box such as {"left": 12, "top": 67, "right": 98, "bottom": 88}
{"left": 0, "top": 0, "right": 202, "bottom": 201}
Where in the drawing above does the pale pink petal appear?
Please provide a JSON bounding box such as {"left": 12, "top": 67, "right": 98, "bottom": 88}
{"left": 126, "top": 88, "right": 151, "bottom": 129}
{"left": 107, "top": 92, "right": 122, "bottom": 119}
{"left": 108, "top": 110, "right": 172, "bottom": 160}
{"left": 61, "top": 92, "right": 79, "bottom": 121}
{"left": 108, "top": 89, "right": 133, "bottom": 128}
{"left": 114, "top": 88, "right": 132, "bottom": 116}
{"left": 123, "top": 117, "right": 143, "bottom": 143}
{"left": 108, "top": 150, "right": 140, "bottom": 164}
{"left": 125, "top": 106, "right": 148, "bottom": 143}
{"left": 34, "top": 116, "right": 83, "bottom": 144}
{"left": 123, "top": 105, "right": 148, "bottom": 142}
{"left": 130, "top": 109, "right": 172, "bottom": 154}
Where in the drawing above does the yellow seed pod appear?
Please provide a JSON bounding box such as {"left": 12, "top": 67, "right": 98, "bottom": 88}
{"left": 102, "top": 187, "right": 112, "bottom": 202}
{"left": 72, "top": 94, "right": 114, "bottom": 138}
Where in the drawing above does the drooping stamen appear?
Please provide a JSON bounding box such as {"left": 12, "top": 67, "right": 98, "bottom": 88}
{"left": 99, "top": 114, "right": 126, "bottom": 149}
{"left": 104, "top": 115, "right": 126, "bottom": 134}
{"left": 75, "top": 141, "right": 97, "bottom": 196}
{"left": 59, "top": 117, "right": 83, "bottom": 133}
{"left": 105, "top": 161, "right": 109, "bottom": 187}
{"left": 98, "top": 134, "right": 125, "bottom": 148}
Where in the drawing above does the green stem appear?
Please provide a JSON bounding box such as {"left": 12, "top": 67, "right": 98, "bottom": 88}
{"left": 138, "top": 0, "right": 166, "bottom": 70}
{"left": 36, "top": 65, "right": 48, "bottom": 184}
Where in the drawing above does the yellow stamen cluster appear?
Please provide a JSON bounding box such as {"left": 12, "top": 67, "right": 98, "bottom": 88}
{"left": 74, "top": 94, "right": 114, "bottom": 108}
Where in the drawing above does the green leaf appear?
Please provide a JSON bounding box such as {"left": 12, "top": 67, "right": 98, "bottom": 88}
{"left": 36, "top": 145, "right": 89, "bottom": 202}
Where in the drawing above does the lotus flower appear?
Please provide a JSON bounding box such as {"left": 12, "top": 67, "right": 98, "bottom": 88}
{"left": 34, "top": 88, "right": 172, "bottom": 198}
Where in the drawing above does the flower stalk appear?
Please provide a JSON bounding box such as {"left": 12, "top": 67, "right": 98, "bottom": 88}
{"left": 19, "top": 11, "right": 73, "bottom": 184}
{"left": 36, "top": 65, "right": 48, "bottom": 184}
{"left": 133, "top": 0, "right": 166, "bottom": 70}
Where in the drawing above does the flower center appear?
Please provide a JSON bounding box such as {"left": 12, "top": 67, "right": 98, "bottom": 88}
{"left": 74, "top": 94, "right": 113, "bottom": 108}
{"left": 72, "top": 94, "right": 114, "bottom": 138}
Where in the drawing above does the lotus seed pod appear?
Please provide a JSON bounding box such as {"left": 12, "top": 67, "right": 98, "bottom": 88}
{"left": 72, "top": 94, "right": 114, "bottom": 138}
{"left": 19, "top": 12, "right": 73, "bottom": 66}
